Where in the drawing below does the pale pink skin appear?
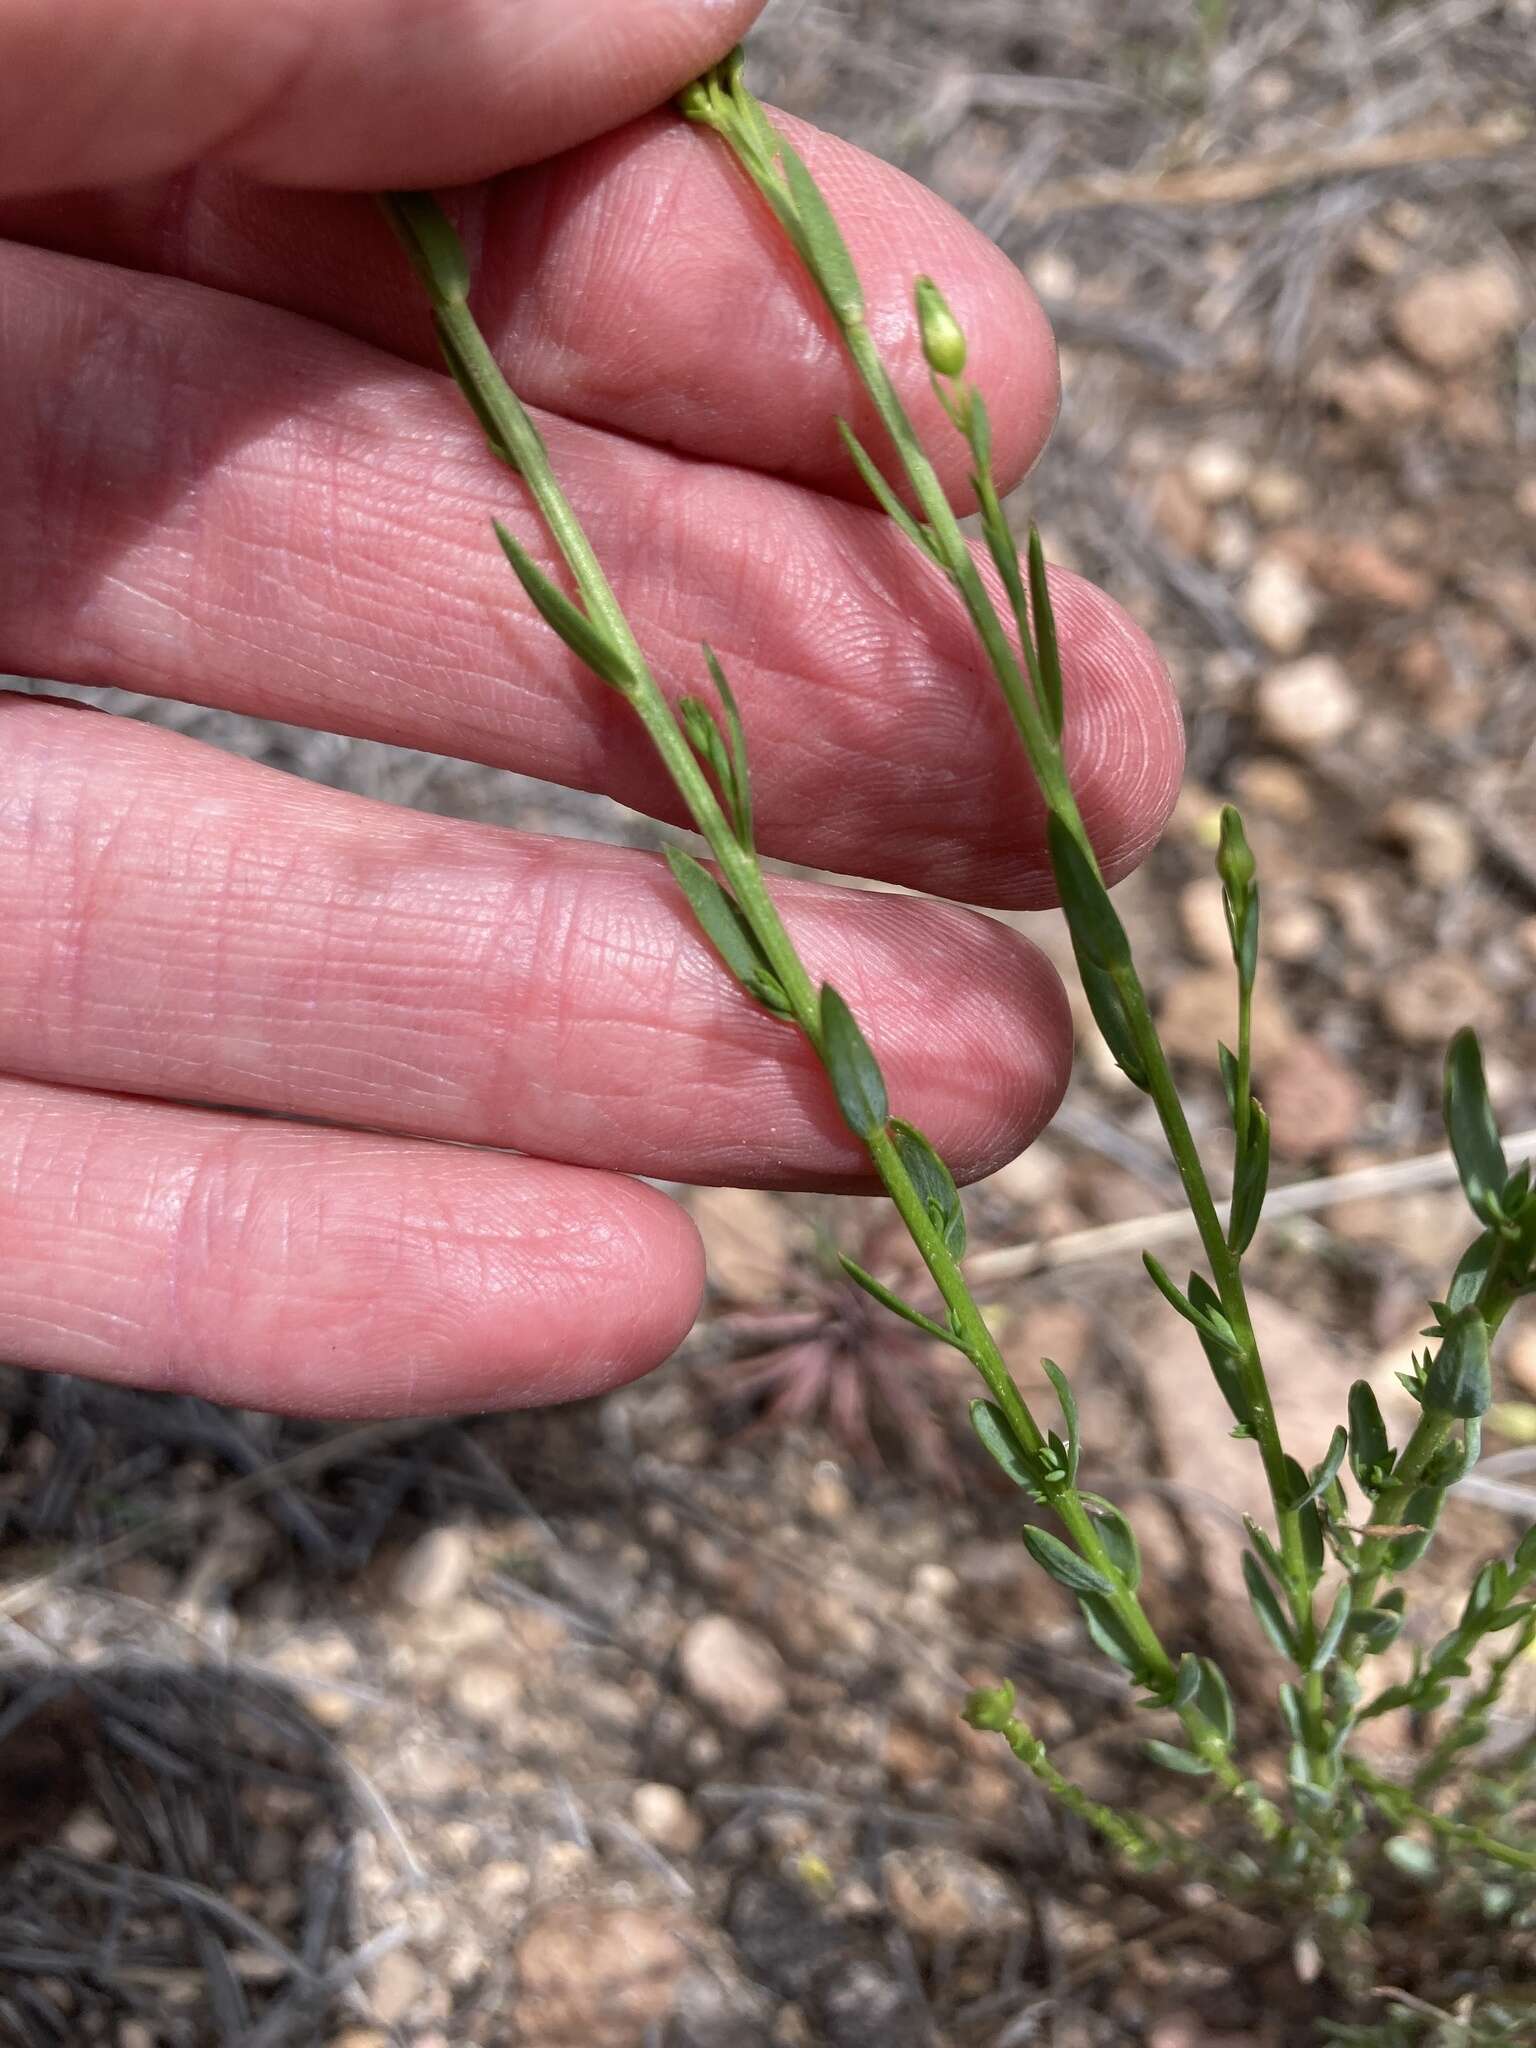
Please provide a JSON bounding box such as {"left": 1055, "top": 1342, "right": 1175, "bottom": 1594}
{"left": 0, "top": 0, "right": 1183, "bottom": 1415}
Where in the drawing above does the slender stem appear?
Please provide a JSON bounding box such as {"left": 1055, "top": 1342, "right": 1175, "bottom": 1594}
{"left": 1411, "top": 1610, "right": 1536, "bottom": 1799}
{"left": 1349, "top": 1761, "right": 1536, "bottom": 1874}
{"left": 383, "top": 174, "right": 1287, "bottom": 1843}
{"left": 1347, "top": 1253, "right": 1525, "bottom": 1633}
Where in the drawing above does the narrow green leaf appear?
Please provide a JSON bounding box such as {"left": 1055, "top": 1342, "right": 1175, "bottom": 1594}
{"left": 1088, "top": 1501, "right": 1141, "bottom": 1591}
{"left": 1026, "top": 528, "right": 1064, "bottom": 738}
{"left": 493, "top": 523, "right": 635, "bottom": 691}
{"left": 1347, "top": 1604, "right": 1405, "bottom": 1654}
{"left": 680, "top": 695, "right": 735, "bottom": 807}
{"left": 1041, "top": 1360, "right": 1081, "bottom": 1486}
{"left": 380, "top": 190, "right": 470, "bottom": 304}
{"left": 1047, "top": 815, "right": 1130, "bottom": 973}
{"left": 1298, "top": 1499, "right": 1325, "bottom": 1587}
{"left": 776, "top": 138, "right": 864, "bottom": 323}
{"left": 703, "top": 645, "right": 754, "bottom": 850}
{"left": 1447, "top": 1228, "right": 1498, "bottom": 1312}
{"left": 1243, "top": 1516, "right": 1288, "bottom": 1589}
{"left": 1022, "top": 1525, "right": 1114, "bottom": 1598}
{"left": 1292, "top": 1426, "right": 1349, "bottom": 1509}
{"left": 1242, "top": 1550, "right": 1297, "bottom": 1658}
{"left": 1310, "top": 1582, "right": 1353, "bottom": 1672}
{"left": 1348, "top": 1380, "right": 1393, "bottom": 1490}
{"left": 1172, "top": 1654, "right": 1202, "bottom": 1711}
{"left": 1424, "top": 1308, "right": 1492, "bottom": 1419}
{"left": 1195, "top": 1658, "right": 1236, "bottom": 1745}
{"left": 663, "top": 847, "right": 788, "bottom": 1014}
{"left": 1444, "top": 1028, "right": 1509, "bottom": 1227}
{"left": 1078, "top": 1594, "right": 1147, "bottom": 1677}
{"left": 1217, "top": 1042, "right": 1239, "bottom": 1122}
{"left": 1385, "top": 1486, "right": 1445, "bottom": 1570}
{"left": 968, "top": 1400, "right": 1038, "bottom": 1489}
{"left": 835, "top": 421, "right": 935, "bottom": 560}
{"left": 841, "top": 1256, "right": 961, "bottom": 1347}
{"left": 890, "top": 1119, "right": 965, "bottom": 1257}
{"left": 1076, "top": 951, "right": 1149, "bottom": 1089}
{"left": 818, "top": 985, "right": 889, "bottom": 1139}
{"left": 1143, "top": 1738, "right": 1213, "bottom": 1778}
{"left": 1228, "top": 1101, "right": 1270, "bottom": 1254}
{"left": 1142, "top": 1253, "right": 1202, "bottom": 1328}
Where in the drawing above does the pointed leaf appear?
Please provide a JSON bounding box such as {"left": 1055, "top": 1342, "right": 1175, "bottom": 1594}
{"left": 703, "top": 645, "right": 754, "bottom": 849}
{"left": 968, "top": 1400, "right": 1038, "bottom": 1489}
{"left": 1292, "top": 1426, "right": 1349, "bottom": 1509}
{"left": 1424, "top": 1307, "right": 1492, "bottom": 1419}
{"left": 836, "top": 421, "right": 934, "bottom": 559}
{"left": 1075, "top": 950, "right": 1150, "bottom": 1089}
{"left": 1143, "top": 1738, "right": 1213, "bottom": 1778}
{"left": 1228, "top": 1102, "right": 1270, "bottom": 1254}
{"left": 381, "top": 190, "right": 470, "bottom": 304}
{"left": 1242, "top": 1550, "right": 1297, "bottom": 1659}
{"left": 1026, "top": 528, "right": 1065, "bottom": 738}
{"left": 1172, "top": 1654, "right": 1202, "bottom": 1711}
{"left": 1447, "top": 1228, "right": 1498, "bottom": 1312}
{"left": 819, "top": 984, "right": 888, "bottom": 1139}
{"left": 1088, "top": 1500, "right": 1141, "bottom": 1591}
{"left": 1078, "top": 1593, "right": 1147, "bottom": 1677}
{"left": 890, "top": 1119, "right": 966, "bottom": 1257}
{"left": 663, "top": 846, "right": 790, "bottom": 1014}
{"left": 1047, "top": 815, "right": 1131, "bottom": 973}
{"left": 1348, "top": 1380, "right": 1393, "bottom": 1490}
{"left": 776, "top": 138, "right": 864, "bottom": 322}
{"left": 1021, "top": 1525, "right": 1114, "bottom": 1598}
{"left": 840, "top": 1256, "right": 960, "bottom": 1347}
{"left": 1310, "top": 1582, "right": 1353, "bottom": 1673}
{"left": 1444, "top": 1028, "right": 1509, "bottom": 1227}
{"left": 1042, "top": 1360, "right": 1081, "bottom": 1486}
{"left": 1195, "top": 1658, "right": 1236, "bottom": 1745}
{"left": 493, "top": 523, "right": 635, "bottom": 691}
{"left": 1385, "top": 1486, "right": 1444, "bottom": 1570}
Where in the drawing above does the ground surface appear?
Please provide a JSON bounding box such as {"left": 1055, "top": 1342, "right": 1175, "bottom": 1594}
{"left": 3, "top": 2, "right": 1536, "bottom": 2042}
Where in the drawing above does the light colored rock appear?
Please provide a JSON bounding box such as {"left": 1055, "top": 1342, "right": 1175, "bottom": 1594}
{"left": 1179, "top": 877, "right": 1233, "bottom": 965}
{"left": 882, "top": 1846, "right": 1027, "bottom": 1942}
{"left": 449, "top": 1658, "right": 523, "bottom": 1727}
{"left": 805, "top": 1461, "right": 852, "bottom": 1522}
{"left": 678, "top": 1614, "right": 788, "bottom": 1735}
{"left": 1157, "top": 970, "right": 1295, "bottom": 1068}
{"left": 1242, "top": 553, "right": 1318, "bottom": 655}
{"left": 1246, "top": 465, "right": 1309, "bottom": 524}
{"left": 333, "top": 2032, "right": 391, "bottom": 2048}
{"left": 690, "top": 1186, "right": 799, "bottom": 1304}
{"left": 1392, "top": 260, "right": 1525, "bottom": 371}
{"left": 1264, "top": 1037, "right": 1367, "bottom": 1162}
{"left": 514, "top": 1906, "right": 686, "bottom": 2048}
{"left": 393, "top": 1526, "right": 475, "bottom": 1610}
{"left": 1184, "top": 439, "right": 1252, "bottom": 504}
{"left": 1256, "top": 654, "right": 1359, "bottom": 749}
{"left": 1380, "top": 954, "right": 1501, "bottom": 1046}
{"left": 370, "top": 1949, "right": 427, "bottom": 2026}
{"left": 632, "top": 1781, "right": 703, "bottom": 1856}
{"left": 1230, "top": 756, "right": 1313, "bottom": 822}
{"left": 1376, "top": 798, "right": 1476, "bottom": 891}
{"left": 1316, "top": 537, "right": 1433, "bottom": 613}
{"left": 1315, "top": 354, "right": 1434, "bottom": 423}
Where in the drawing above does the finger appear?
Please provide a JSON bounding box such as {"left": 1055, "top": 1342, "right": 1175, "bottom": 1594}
{"left": 1, "top": 697, "right": 1071, "bottom": 1186}
{"left": 0, "top": 112, "right": 1058, "bottom": 504}
{"left": 0, "top": 1075, "right": 704, "bottom": 1414}
{"left": 0, "top": 0, "right": 763, "bottom": 196}
{"left": 0, "top": 245, "right": 1180, "bottom": 909}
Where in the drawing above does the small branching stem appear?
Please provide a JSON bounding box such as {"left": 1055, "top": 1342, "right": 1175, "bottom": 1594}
{"left": 379, "top": 187, "right": 1278, "bottom": 1835}
{"left": 1349, "top": 1761, "right": 1536, "bottom": 1875}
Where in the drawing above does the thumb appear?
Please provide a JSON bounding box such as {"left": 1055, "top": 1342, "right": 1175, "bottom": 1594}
{"left": 0, "top": 0, "right": 761, "bottom": 196}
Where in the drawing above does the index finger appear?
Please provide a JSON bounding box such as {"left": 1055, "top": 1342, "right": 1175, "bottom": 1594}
{"left": 0, "top": 0, "right": 762, "bottom": 195}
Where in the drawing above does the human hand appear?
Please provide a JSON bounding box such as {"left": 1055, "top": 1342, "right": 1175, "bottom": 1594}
{"left": 0, "top": 0, "right": 1181, "bottom": 1416}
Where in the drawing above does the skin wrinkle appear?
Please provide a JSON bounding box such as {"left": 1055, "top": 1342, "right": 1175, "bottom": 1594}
{"left": 0, "top": 702, "right": 1071, "bottom": 1184}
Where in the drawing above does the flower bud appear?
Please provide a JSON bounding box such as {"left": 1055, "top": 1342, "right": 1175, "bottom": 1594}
{"left": 914, "top": 275, "right": 967, "bottom": 378}
{"left": 1216, "top": 804, "right": 1256, "bottom": 899}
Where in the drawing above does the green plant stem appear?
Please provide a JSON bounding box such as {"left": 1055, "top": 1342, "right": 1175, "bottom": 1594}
{"left": 1347, "top": 1251, "right": 1526, "bottom": 1635}
{"left": 1349, "top": 1761, "right": 1536, "bottom": 1875}
{"left": 978, "top": 1699, "right": 1167, "bottom": 1867}
{"left": 678, "top": 72, "right": 1326, "bottom": 1731}
{"left": 1411, "top": 1608, "right": 1536, "bottom": 1799}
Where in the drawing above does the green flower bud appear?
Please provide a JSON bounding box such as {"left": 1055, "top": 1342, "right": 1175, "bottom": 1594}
{"left": 1216, "top": 804, "right": 1256, "bottom": 899}
{"left": 914, "top": 275, "right": 967, "bottom": 378}
{"left": 962, "top": 1681, "right": 1016, "bottom": 1732}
